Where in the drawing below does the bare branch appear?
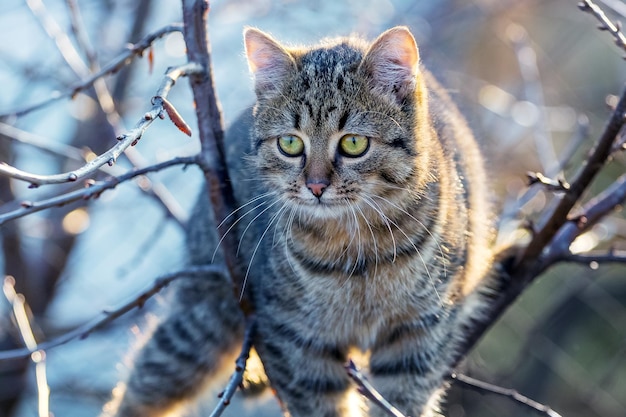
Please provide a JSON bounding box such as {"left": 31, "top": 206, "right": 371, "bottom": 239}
{"left": 579, "top": 0, "right": 626, "bottom": 55}
{"left": 3, "top": 276, "right": 50, "bottom": 417}
{"left": 181, "top": 0, "right": 245, "bottom": 310}
{"left": 0, "top": 155, "right": 198, "bottom": 226}
{"left": 25, "top": 0, "right": 90, "bottom": 77}
{"left": 1, "top": 24, "right": 183, "bottom": 118}
{"left": 507, "top": 23, "right": 559, "bottom": 176}
{"left": 561, "top": 249, "right": 626, "bottom": 265}
{"left": 545, "top": 173, "right": 626, "bottom": 264}
{"left": 0, "top": 63, "right": 201, "bottom": 187}
{"left": 0, "top": 265, "right": 226, "bottom": 362}
{"left": 345, "top": 360, "right": 408, "bottom": 417}
{"left": 517, "top": 83, "right": 626, "bottom": 267}
{"left": 64, "top": 0, "right": 98, "bottom": 67}
{"left": 0, "top": 122, "right": 89, "bottom": 162}
{"left": 452, "top": 373, "right": 563, "bottom": 417}
{"left": 209, "top": 319, "right": 256, "bottom": 417}
{"left": 526, "top": 171, "right": 570, "bottom": 192}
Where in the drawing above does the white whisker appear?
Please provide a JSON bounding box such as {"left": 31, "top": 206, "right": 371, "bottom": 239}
{"left": 353, "top": 202, "right": 379, "bottom": 279}
{"left": 240, "top": 201, "right": 289, "bottom": 301}
{"left": 371, "top": 194, "right": 448, "bottom": 281}
{"left": 211, "top": 195, "right": 274, "bottom": 262}
{"left": 364, "top": 196, "right": 443, "bottom": 307}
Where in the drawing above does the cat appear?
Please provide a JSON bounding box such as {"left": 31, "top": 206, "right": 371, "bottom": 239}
{"left": 102, "top": 26, "right": 495, "bottom": 417}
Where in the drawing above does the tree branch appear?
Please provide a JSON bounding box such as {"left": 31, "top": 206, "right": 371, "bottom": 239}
{"left": 345, "top": 360, "right": 408, "bottom": 417}
{"left": 0, "top": 63, "right": 200, "bottom": 187}
{"left": 0, "top": 24, "right": 183, "bottom": 118}
{"left": 180, "top": 0, "right": 245, "bottom": 310}
{"left": 561, "top": 249, "right": 626, "bottom": 265}
{"left": 579, "top": 0, "right": 626, "bottom": 55}
{"left": 0, "top": 265, "right": 225, "bottom": 362}
{"left": 3, "top": 276, "right": 50, "bottom": 417}
{"left": 545, "top": 173, "right": 626, "bottom": 264}
{"left": 455, "top": 0, "right": 626, "bottom": 375}
{"left": 209, "top": 318, "right": 257, "bottom": 417}
{"left": 516, "top": 82, "right": 626, "bottom": 267}
{"left": 0, "top": 155, "right": 198, "bottom": 226}
{"left": 452, "top": 373, "right": 563, "bottom": 417}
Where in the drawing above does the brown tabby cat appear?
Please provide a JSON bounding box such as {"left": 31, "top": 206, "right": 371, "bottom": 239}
{"left": 102, "top": 26, "right": 495, "bottom": 417}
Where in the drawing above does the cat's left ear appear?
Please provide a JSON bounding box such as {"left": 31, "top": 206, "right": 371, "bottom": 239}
{"left": 359, "top": 26, "right": 420, "bottom": 104}
{"left": 244, "top": 27, "right": 296, "bottom": 98}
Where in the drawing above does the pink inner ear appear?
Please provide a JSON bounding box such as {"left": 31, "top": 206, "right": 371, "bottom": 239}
{"left": 362, "top": 27, "right": 420, "bottom": 99}
{"left": 244, "top": 28, "right": 294, "bottom": 91}
{"left": 375, "top": 27, "right": 419, "bottom": 73}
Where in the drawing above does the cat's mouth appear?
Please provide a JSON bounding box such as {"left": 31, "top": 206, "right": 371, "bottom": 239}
{"left": 287, "top": 193, "right": 358, "bottom": 218}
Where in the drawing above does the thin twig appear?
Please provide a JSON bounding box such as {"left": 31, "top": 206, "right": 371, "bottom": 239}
{"left": 562, "top": 249, "right": 626, "bottom": 265}
{"left": 65, "top": 0, "right": 98, "bottom": 66}
{"left": 345, "top": 360, "right": 408, "bottom": 417}
{"left": 25, "top": 0, "right": 90, "bottom": 77}
{"left": 3, "top": 276, "right": 50, "bottom": 417}
{"left": 517, "top": 83, "right": 626, "bottom": 268}
{"left": 527, "top": 171, "right": 570, "bottom": 192}
{"left": 452, "top": 373, "right": 563, "bottom": 417}
{"left": 0, "top": 155, "right": 198, "bottom": 226}
{"left": 507, "top": 23, "right": 559, "bottom": 176}
{"left": 209, "top": 319, "right": 257, "bottom": 417}
{"left": 579, "top": 0, "right": 626, "bottom": 55}
{"left": 0, "top": 24, "right": 182, "bottom": 118}
{"left": 546, "top": 173, "right": 626, "bottom": 263}
{"left": 0, "top": 265, "right": 226, "bottom": 362}
{"left": 0, "top": 122, "right": 89, "bottom": 162}
{"left": 0, "top": 63, "right": 201, "bottom": 187}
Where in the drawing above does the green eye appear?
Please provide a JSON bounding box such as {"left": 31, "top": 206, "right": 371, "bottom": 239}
{"left": 339, "top": 134, "right": 369, "bottom": 157}
{"left": 277, "top": 135, "right": 304, "bottom": 157}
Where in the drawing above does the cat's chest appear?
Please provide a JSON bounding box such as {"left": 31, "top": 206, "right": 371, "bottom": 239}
{"left": 293, "top": 262, "right": 431, "bottom": 349}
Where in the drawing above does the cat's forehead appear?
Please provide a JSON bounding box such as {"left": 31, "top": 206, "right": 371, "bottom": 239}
{"left": 296, "top": 41, "right": 364, "bottom": 81}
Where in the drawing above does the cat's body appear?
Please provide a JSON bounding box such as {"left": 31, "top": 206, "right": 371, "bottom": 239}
{"left": 103, "top": 27, "right": 494, "bottom": 417}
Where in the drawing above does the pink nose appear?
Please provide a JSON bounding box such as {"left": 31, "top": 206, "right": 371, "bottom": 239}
{"left": 306, "top": 181, "right": 328, "bottom": 198}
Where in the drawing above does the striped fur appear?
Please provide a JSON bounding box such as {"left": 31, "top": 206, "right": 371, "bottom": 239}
{"left": 103, "top": 27, "right": 495, "bottom": 417}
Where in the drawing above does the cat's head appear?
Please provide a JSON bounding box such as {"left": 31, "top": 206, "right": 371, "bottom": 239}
{"left": 244, "top": 27, "right": 430, "bottom": 219}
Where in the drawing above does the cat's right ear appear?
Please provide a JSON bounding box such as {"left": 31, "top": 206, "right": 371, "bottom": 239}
{"left": 244, "top": 28, "right": 295, "bottom": 98}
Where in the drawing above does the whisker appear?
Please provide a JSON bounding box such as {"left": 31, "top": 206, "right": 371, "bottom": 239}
{"left": 371, "top": 194, "right": 448, "bottom": 281}
{"left": 215, "top": 191, "right": 275, "bottom": 230}
{"left": 353, "top": 201, "right": 379, "bottom": 279}
{"left": 345, "top": 203, "right": 364, "bottom": 280}
{"left": 361, "top": 196, "right": 397, "bottom": 263}
{"left": 364, "top": 196, "right": 443, "bottom": 307}
{"left": 211, "top": 196, "right": 274, "bottom": 262}
{"left": 240, "top": 201, "right": 289, "bottom": 301}
{"left": 236, "top": 198, "right": 283, "bottom": 255}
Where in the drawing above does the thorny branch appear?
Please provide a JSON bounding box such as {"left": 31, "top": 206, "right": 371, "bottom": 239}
{"left": 0, "top": 265, "right": 226, "bottom": 362}
{"left": 0, "top": 63, "right": 201, "bottom": 187}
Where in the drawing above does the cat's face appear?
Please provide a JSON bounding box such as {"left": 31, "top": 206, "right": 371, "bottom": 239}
{"left": 245, "top": 27, "right": 425, "bottom": 219}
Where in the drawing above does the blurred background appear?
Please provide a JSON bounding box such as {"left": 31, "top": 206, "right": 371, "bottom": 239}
{"left": 0, "top": 0, "right": 625, "bottom": 416}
